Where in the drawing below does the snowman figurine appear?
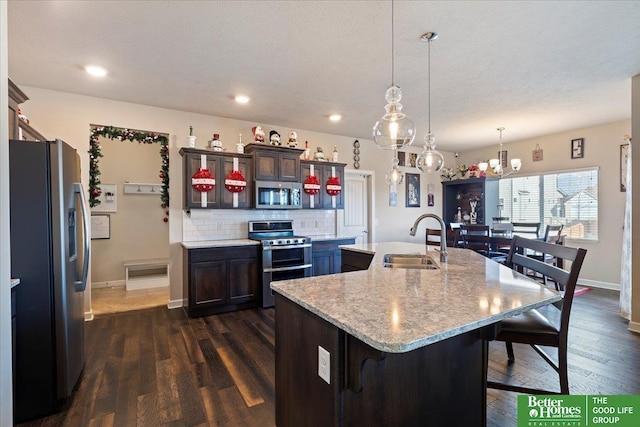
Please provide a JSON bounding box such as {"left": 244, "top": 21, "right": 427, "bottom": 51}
{"left": 288, "top": 130, "right": 298, "bottom": 148}
{"left": 269, "top": 130, "right": 281, "bottom": 146}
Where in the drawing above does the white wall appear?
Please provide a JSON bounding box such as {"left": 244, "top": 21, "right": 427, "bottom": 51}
{"left": 18, "top": 86, "right": 452, "bottom": 310}
{"left": 458, "top": 120, "right": 630, "bottom": 287}
{"left": 1, "top": 1, "right": 14, "bottom": 422}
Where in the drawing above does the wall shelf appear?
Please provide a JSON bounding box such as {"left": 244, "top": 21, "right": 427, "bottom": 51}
{"left": 123, "top": 182, "right": 163, "bottom": 195}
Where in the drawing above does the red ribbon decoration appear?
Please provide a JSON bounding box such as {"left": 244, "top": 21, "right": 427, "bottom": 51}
{"left": 225, "top": 170, "right": 247, "bottom": 193}
{"left": 304, "top": 175, "right": 321, "bottom": 195}
{"left": 326, "top": 176, "right": 342, "bottom": 196}
{"left": 192, "top": 168, "right": 215, "bottom": 192}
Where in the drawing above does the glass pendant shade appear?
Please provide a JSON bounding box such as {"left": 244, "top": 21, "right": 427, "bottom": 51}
{"left": 416, "top": 133, "right": 444, "bottom": 173}
{"left": 373, "top": 86, "right": 416, "bottom": 150}
{"left": 385, "top": 153, "right": 404, "bottom": 185}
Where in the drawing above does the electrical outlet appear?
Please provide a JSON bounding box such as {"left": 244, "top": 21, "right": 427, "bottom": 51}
{"left": 318, "top": 346, "right": 330, "bottom": 384}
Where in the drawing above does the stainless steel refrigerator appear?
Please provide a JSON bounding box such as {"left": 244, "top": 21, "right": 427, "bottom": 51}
{"left": 9, "top": 139, "right": 90, "bottom": 422}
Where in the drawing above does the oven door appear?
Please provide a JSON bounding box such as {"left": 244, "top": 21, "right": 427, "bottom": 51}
{"left": 261, "top": 244, "right": 312, "bottom": 308}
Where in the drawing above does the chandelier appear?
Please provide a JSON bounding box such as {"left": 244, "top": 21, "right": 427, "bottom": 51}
{"left": 478, "top": 127, "right": 521, "bottom": 178}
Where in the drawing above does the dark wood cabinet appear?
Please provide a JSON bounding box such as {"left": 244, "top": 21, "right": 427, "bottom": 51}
{"left": 183, "top": 245, "right": 260, "bottom": 317}
{"left": 8, "top": 78, "right": 47, "bottom": 141}
{"left": 301, "top": 160, "right": 346, "bottom": 209}
{"left": 311, "top": 238, "right": 355, "bottom": 276}
{"left": 180, "top": 147, "right": 252, "bottom": 210}
{"left": 245, "top": 144, "right": 304, "bottom": 182}
{"left": 341, "top": 249, "right": 374, "bottom": 272}
{"left": 442, "top": 177, "right": 499, "bottom": 227}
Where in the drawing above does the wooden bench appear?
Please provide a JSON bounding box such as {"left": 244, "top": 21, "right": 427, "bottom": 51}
{"left": 123, "top": 258, "right": 170, "bottom": 291}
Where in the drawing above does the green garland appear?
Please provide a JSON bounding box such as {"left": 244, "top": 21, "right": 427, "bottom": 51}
{"left": 88, "top": 126, "right": 169, "bottom": 210}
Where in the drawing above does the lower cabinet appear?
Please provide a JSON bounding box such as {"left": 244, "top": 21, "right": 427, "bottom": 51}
{"left": 183, "top": 245, "right": 260, "bottom": 317}
{"left": 312, "top": 238, "right": 355, "bottom": 276}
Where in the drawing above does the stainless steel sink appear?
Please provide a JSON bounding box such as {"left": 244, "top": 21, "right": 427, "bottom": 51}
{"left": 382, "top": 253, "right": 439, "bottom": 270}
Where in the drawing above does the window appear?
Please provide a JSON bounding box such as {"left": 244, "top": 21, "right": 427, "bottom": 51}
{"left": 498, "top": 168, "right": 598, "bottom": 241}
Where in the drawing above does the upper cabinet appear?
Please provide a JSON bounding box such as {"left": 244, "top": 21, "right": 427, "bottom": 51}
{"left": 8, "top": 79, "right": 47, "bottom": 141}
{"left": 245, "top": 144, "right": 303, "bottom": 182}
{"left": 180, "top": 147, "right": 252, "bottom": 210}
{"left": 442, "top": 177, "right": 499, "bottom": 226}
{"left": 300, "top": 160, "right": 346, "bottom": 209}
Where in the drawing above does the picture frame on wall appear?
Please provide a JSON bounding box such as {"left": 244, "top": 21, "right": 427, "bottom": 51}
{"left": 406, "top": 173, "right": 420, "bottom": 207}
{"left": 621, "top": 143, "right": 630, "bottom": 192}
{"left": 397, "top": 151, "right": 406, "bottom": 167}
{"left": 571, "top": 138, "right": 584, "bottom": 159}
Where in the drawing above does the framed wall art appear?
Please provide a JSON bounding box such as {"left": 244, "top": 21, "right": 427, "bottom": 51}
{"left": 571, "top": 138, "right": 584, "bottom": 159}
{"left": 621, "top": 143, "right": 629, "bottom": 192}
{"left": 406, "top": 173, "right": 420, "bottom": 207}
{"left": 91, "top": 214, "right": 110, "bottom": 240}
{"left": 91, "top": 183, "right": 117, "bottom": 212}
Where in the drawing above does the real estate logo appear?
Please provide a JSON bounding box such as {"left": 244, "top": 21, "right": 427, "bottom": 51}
{"left": 518, "top": 395, "right": 640, "bottom": 427}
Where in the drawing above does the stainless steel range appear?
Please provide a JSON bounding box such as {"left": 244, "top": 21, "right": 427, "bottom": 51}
{"left": 248, "top": 220, "right": 312, "bottom": 308}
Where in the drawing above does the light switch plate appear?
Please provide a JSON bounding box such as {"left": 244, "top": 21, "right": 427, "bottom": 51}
{"left": 318, "top": 345, "right": 330, "bottom": 384}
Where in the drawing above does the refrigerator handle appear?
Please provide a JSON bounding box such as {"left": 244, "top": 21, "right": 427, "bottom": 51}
{"left": 74, "top": 183, "right": 90, "bottom": 291}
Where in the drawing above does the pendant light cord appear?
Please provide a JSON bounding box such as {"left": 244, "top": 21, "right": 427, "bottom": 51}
{"left": 391, "top": 0, "right": 395, "bottom": 86}
{"left": 427, "top": 38, "right": 431, "bottom": 134}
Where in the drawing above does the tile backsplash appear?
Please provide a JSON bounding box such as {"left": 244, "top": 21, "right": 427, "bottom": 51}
{"left": 182, "top": 209, "right": 337, "bottom": 241}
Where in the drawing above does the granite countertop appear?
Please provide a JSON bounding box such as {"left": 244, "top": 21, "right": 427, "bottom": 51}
{"left": 309, "top": 235, "right": 357, "bottom": 242}
{"left": 181, "top": 239, "right": 259, "bottom": 249}
{"left": 271, "top": 241, "right": 561, "bottom": 354}
{"left": 11, "top": 278, "right": 20, "bottom": 288}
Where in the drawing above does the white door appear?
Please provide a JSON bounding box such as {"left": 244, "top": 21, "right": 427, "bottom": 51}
{"left": 338, "top": 172, "right": 372, "bottom": 244}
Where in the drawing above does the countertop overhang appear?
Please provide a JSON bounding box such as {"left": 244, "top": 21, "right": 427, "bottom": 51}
{"left": 271, "top": 242, "right": 561, "bottom": 353}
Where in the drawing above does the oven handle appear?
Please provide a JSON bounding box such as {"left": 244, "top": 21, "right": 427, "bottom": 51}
{"left": 262, "top": 243, "right": 312, "bottom": 251}
{"left": 264, "top": 264, "right": 313, "bottom": 273}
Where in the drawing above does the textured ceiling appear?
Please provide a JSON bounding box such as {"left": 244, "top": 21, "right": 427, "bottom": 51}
{"left": 8, "top": 1, "right": 640, "bottom": 151}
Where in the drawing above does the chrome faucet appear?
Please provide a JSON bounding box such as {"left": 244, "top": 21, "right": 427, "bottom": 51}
{"left": 409, "top": 213, "right": 448, "bottom": 261}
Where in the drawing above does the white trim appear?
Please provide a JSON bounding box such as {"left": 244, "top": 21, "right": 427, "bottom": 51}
{"left": 84, "top": 310, "right": 94, "bottom": 322}
{"left": 91, "top": 279, "right": 126, "bottom": 289}
{"left": 168, "top": 298, "right": 185, "bottom": 309}
{"left": 578, "top": 278, "right": 620, "bottom": 291}
{"left": 629, "top": 321, "right": 640, "bottom": 334}
{"left": 511, "top": 165, "right": 599, "bottom": 179}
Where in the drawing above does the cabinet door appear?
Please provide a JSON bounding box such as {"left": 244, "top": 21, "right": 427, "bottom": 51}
{"left": 312, "top": 251, "right": 334, "bottom": 276}
{"left": 301, "top": 162, "right": 325, "bottom": 209}
{"left": 190, "top": 261, "right": 228, "bottom": 308}
{"left": 279, "top": 151, "right": 301, "bottom": 181}
{"left": 184, "top": 153, "right": 221, "bottom": 209}
{"left": 254, "top": 151, "right": 279, "bottom": 181}
{"left": 322, "top": 165, "right": 345, "bottom": 209}
{"left": 220, "top": 156, "right": 252, "bottom": 208}
{"left": 228, "top": 257, "right": 259, "bottom": 303}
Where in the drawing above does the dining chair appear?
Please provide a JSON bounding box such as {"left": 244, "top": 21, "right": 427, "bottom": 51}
{"left": 528, "top": 224, "right": 565, "bottom": 289}
{"left": 487, "top": 236, "right": 587, "bottom": 395}
{"left": 460, "top": 225, "right": 507, "bottom": 262}
{"left": 511, "top": 222, "right": 541, "bottom": 238}
{"left": 426, "top": 228, "right": 460, "bottom": 248}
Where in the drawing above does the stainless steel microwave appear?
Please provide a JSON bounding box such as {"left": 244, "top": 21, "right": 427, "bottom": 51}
{"left": 255, "top": 181, "right": 302, "bottom": 209}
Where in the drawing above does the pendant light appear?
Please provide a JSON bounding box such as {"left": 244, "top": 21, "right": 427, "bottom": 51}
{"left": 416, "top": 32, "right": 444, "bottom": 174}
{"left": 478, "top": 127, "right": 522, "bottom": 178}
{"left": 373, "top": 0, "right": 416, "bottom": 150}
{"left": 385, "top": 148, "right": 404, "bottom": 185}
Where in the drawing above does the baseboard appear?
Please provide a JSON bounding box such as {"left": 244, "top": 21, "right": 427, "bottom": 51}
{"left": 92, "top": 279, "right": 126, "bottom": 289}
{"left": 84, "top": 310, "right": 94, "bottom": 321}
{"left": 629, "top": 321, "right": 640, "bottom": 334}
{"left": 578, "top": 278, "right": 620, "bottom": 291}
{"left": 168, "top": 299, "right": 185, "bottom": 309}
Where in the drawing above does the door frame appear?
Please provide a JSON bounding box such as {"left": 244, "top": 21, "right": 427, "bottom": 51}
{"left": 337, "top": 169, "right": 375, "bottom": 244}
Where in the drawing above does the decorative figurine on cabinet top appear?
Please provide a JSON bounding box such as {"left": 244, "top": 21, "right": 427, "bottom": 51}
{"left": 209, "top": 133, "right": 224, "bottom": 151}
{"left": 314, "top": 146, "right": 326, "bottom": 161}
{"left": 288, "top": 130, "right": 298, "bottom": 148}
{"left": 269, "top": 130, "right": 281, "bottom": 146}
{"left": 252, "top": 126, "right": 265, "bottom": 143}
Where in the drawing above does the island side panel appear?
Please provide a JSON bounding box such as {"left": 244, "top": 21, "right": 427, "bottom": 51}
{"left": 342, "top": 329, "right": 488, "bottom": 427}
{"left": 275, "top": 295, "right": 342, "bottom": 427}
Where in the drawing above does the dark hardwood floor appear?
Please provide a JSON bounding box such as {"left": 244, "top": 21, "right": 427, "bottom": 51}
{"left": 18, "top": 288, "right": 640, "bottom": 427}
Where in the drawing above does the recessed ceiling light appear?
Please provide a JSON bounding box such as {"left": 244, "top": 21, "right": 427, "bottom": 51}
{"left": 235, "top": 95, "right": 250, "bottom": 104}
{"left": 85, "top": 65, "right": 108, "bottom": 77}
{"left": 329, "top": 114, "right": 342, "bottom": 122}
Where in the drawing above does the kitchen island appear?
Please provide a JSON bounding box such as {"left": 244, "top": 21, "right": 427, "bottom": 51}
{"left": 271, "top": 242, "right": 561, "bottom": 427}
